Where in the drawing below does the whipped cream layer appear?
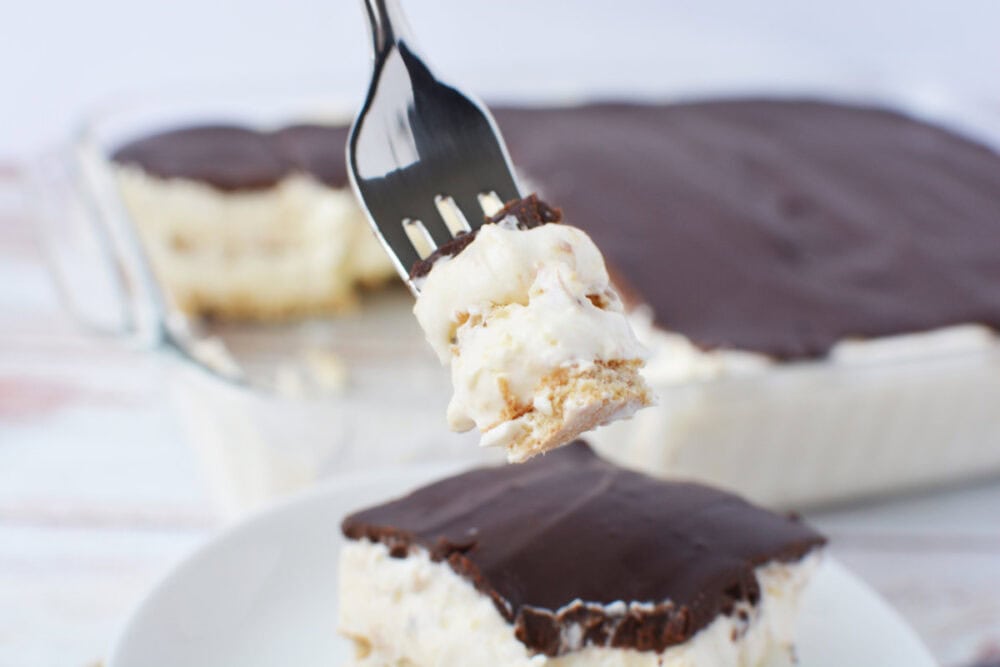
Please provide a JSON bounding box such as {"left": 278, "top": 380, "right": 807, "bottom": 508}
{"left": 109, "top": 124, "right": 396, "bottom": 320}
{"left": 115, "top": 167, "right": 394, "bottom": 318}
{"left": 413, "top": 219, "right": 651, "bottom": 460}
{"left": 339, "top": 541, "right": 819, "bottom": 667}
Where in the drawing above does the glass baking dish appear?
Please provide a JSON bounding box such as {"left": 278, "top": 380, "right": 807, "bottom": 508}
{"left": 31, "top": 80, "right": 1000, "bottom": 516}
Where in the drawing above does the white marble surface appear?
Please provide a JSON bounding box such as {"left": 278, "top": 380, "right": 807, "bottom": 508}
{"left": 2, "top": 171, "right": 999, "bottom": 667}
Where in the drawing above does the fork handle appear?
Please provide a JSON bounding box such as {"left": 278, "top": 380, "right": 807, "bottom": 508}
{"left": 361, "top": 0, "right": 415, "bottom": 57}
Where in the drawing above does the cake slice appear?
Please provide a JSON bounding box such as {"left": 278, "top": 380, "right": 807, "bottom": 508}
{"left": 339, "top": 441, "right": 825, "bottom": 666}
{"left": 111, "top": 124, "right": 396, "bottom": 320}
{"left": 412, "top": 197, "right": 653, "bottom": 462}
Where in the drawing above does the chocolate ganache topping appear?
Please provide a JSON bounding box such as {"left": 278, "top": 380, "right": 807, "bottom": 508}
{"left": 269, "top": 124, "right": 350, "bottom": 187}
{"left": 342, "top": 442, "right": 825, "bottom": 657}
{"left": 112, "top": 123, "right": 350, "bottom": 191}
{"left": 112, "top": 99, "right": 1000, "bottom": 358}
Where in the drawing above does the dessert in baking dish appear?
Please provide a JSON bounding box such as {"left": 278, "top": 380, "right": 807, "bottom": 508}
{"left": 412, "top": 196, "right": 653, "bottom": 462}
{"left": 340, "top": 442, "right": 825, "bottom": 666}
{"left": 111, "top": 98, "right": 1000, "bottom": 505}
{"left": 494, "top": 99, "right": 1000, "bottom": 361}
{"left": 489, "top": 99, "right": 1000, "bottom": 504}
{"left": 111, "top": 124, "right": 395, "bottom": 319}
{"left": 110, "top": 100, "right": 1000, "bottom": 344}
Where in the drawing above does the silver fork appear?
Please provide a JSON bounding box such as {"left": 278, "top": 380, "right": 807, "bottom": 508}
{"left": 348, "top": 0, "right": 522, "bottom": 294}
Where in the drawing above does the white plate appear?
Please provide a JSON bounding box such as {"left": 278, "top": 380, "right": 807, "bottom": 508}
{"left": 109, "top": 465, "right": 936, "bottom": 667}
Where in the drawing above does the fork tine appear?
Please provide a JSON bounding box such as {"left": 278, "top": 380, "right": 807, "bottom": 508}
{"left": 434, "top": 195, "right": 472, "bottom": 237}
{"left": 402, "top": 218, "right": 437, "bottom": 259}
{"left": 477, "top": 191, "right": 505, "bottom": 218}
{"left": 451, "top": 191, "right": 489, "bottom": 234}
{"left": 347, "top": 0, "right": 523, "bottom": 292}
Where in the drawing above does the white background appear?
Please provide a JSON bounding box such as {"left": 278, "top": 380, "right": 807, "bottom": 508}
{"left": 4, "top": 0, "right": 1000, "bottom": 158}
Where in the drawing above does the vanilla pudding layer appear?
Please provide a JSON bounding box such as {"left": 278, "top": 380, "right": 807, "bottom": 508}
{"left": 339, "top": 541, "right": 819, "bottom": 667}
{"left": 115, "top": 167, "right": 395, "bottom": 319}
{"left": 413, "top": 219, "right": 652, "bottom": 461}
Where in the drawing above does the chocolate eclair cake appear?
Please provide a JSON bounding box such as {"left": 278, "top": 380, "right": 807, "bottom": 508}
{"left": 111, "top": 124, "right": 395, "bottom": 319}
{"left": 412, "top": 196, "right": 653, "bottom": 462}
{"left": 340, "top": 442, "right": 825, "bottom": 665}
{"left": 494, "top": 100, "right": 1000, "bottom": 504}
{"left": 493, "top": 100, "right": 1000, "bottom": 360}
{"left": 111, "top": 98, "right": 1000, "bottom": 503}
{"left": 111, "top": 99, "right": 1000, "bottom": 350}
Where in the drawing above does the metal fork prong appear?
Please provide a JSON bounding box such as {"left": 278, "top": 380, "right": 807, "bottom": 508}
{"left": 477, "top": 191, "right": 505, "bottom": 218}
{"left": 402, "top": 218, "right": 437, "bottom": 259}
{"left": 349, "top": 0, "right": 523, "bottom": 292}
{"left": 434, "top": 195, "right": 472, "bottom": 237}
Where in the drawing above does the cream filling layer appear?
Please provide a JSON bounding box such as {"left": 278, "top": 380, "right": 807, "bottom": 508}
{"left": 631, "top": 303, "right": 1000, "bottom": 387}
{"left": 114, "top": 167, "right": 395, "bottom": 313}
{"left": 338, "top": 540, "right": 820, "bottom": 667}
{"left": 413, "top": 220, "right": 650, "bottom": 451}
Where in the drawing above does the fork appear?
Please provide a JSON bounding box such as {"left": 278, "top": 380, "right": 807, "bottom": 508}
{"left": 348, "top": 0, "right": 523, "bottom": 294}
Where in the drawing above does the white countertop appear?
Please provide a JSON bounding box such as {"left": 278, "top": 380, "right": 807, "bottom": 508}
{"left": 2, "top": 172, "right": 999, "bottom": 667}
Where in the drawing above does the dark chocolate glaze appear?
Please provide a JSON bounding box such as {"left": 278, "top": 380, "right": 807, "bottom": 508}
{"left": 112, "top": 124, "right": 350, "bottom": 191}
{"left": 487, "top": 193, "right": 563, "bottom": 228}
{"left": 111, "top": 100, "right": 1000, "bottom": 357}
{"left": 111, "top": 125, "right": 291, "bottom": 191}
{"left": 342, "top": 442, "right": 825, "bottom": 657}
{"left": 270, "top": 124, "right": 350, "bottom": 188}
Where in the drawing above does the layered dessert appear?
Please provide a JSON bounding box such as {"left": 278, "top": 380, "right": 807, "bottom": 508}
{"left": 493, "top": 100, "right": 1000, "bottom": 360}
{"left": 108, "top": 98, "right": 1000, "bottom": 504}
{"left": 108, "top": 101, "right": 1000, "bottom": 342}
{"left": 111, "top": 124, "right": 395, "bottom": 319}
{"left": 488, "top": 100, "right": 1000, "bottom": 503}
{"left": 412, "top": 196, "right": 653, "bottom": 462}
{"left": 340, "top": 442, "right": 826, "bottom": 666}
